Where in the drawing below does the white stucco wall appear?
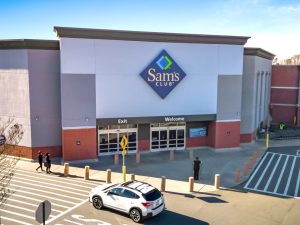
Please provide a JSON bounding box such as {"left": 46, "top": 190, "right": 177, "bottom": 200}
{"left": 60, "top": 38, "right": 244, "bottom": 119}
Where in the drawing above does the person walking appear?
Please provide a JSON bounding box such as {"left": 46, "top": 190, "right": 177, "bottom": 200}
{"left": 193, "top": 157, "right": 201, "bottom": 180}
{"left": 36, "top": 151, "right": 44, "bottom": 172}
{"left": 45, "top": 152, "right": 52, "bottom": 174}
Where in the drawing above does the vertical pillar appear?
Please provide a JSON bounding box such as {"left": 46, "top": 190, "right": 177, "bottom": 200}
{"left": 84, "top": 166, "right": 90, "bottom": 180}
{"left": 215, "top": 174, "right": 221, "bottom": 189}
{"left": 161, "top": 176, "right": 166, "bottom": 192}
{"left": 255, "top": 72, "right": 261, "bottom": 129}
{"left": 106, "top": 169, "right": 111, "bottom": 183}
{"left": 64, "top": 163, "right": 69, "bottom": 177}
{"left": 260, "top": 72, "right": 265, "bottom": 126}
{"left": 189, "top": 177, "right": 194, "bottom": 192}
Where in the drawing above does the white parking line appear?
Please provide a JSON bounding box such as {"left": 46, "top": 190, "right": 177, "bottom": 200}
{"left": 246, "top": 186, "right": 300, "bottom": 199}
{"left": 0, "top": 216, "right": 33, "bottom": 225}
{"left": 11, "top": 175, "right": 89, "bottom": 194}
{"left": 8, "top": 183, "right": 84, "bottom": 201}
{"left": 254, "top": 153, "right": 275, "bottom": 190}
{"left": 274, "top": 155, "right": 290, "bottom": 194}
{"left": 0, "top": 208, "right": 35, "bottom": 220}
{"left": 7, "top": 187, "right": 76, "bottom": 205}
{"left": 64, "top": 219, "right": 84, "bottom": 225}
{"left": 9, "top": 193, "right": 69, "bottom": 209}
{"left": 14, "top": 168, "right": 100, "bottom": 186}
{"left": 294, "top": 166, "right": 300, "bottom": 197}
{"left": 10, "top": 179, "right": 87, "bottom": 197}
{"left": 4, "top": 197, "right": 62, "bottom": 213}
{"left": 284, "top": 156, "right": 297, "bottom": 195}
{"left": 264, "top": 154, "right": 282, "bottom": 191}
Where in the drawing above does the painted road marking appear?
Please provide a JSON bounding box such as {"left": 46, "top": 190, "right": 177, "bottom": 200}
{"left": 244, "top": 152, "right": 300, "bottom": 198}
{"left": 244, "top": 152, "right": 270, "bottom": 189}
{"left": 0, "top": 216, "right": 32, "bottom": 225}
{"left": 263, "top": 154, "right": 282, "bottom": 191}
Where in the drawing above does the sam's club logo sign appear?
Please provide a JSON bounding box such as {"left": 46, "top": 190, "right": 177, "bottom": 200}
{"left": 140, "top": 50, "right": 186, "bottom": 99}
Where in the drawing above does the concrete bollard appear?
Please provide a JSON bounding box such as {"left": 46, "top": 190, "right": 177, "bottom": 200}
{"left": 114, "top": 154, "right": 119, "bottom": 165}
{"left": 160, "top": 176, "right": 166, "bottom": 192}
{"left": 136, "top": 151, "right": 140, "bottom": 164}
{"left": 189, "top": 177, "right": 194, "bottom": 192}
{"left": 189, "top": 149, "right": 194, "bottom": 160}
{"left": 64, "top": 163, "right": 69, "bottom": 177}
{"left": 170, "top": 150, "right": 174, "bottom": 160}
{"left": 131, "top": 173, "right": 135, "bottom": 181}
{"left": 106, "top": 169, "right": 111, "bottom": 183}
{"left": 85, "top": 166, "right": 90, "bottom": 180}
{"left": 215, "top": 174, "right": 220, "bottom": 189}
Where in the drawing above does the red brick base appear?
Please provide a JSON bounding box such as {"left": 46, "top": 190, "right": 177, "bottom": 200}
{"left": 62, "top": 128, "right": 97, "bottom": 161}
{"left": 297, "top": 107, "right": 300, "bottom": 125}
{"left": 138, "top": 139, "right": 150, "bottom": 151}
{"left": 4, "top": 145, "right": 62, "bottom": 159}
{"left": 240, "top": 133, "right": 255, "bottom": 143}
{"left": 186, "top": 136, "right": 207, "bottom": 147}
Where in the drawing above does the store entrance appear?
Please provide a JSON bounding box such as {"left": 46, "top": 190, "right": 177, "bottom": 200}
{"left": 151, "top": 123, "right": 185, "bottom": 151}
{"left": 98, "top": 125, "right": 137, "bottom": 155}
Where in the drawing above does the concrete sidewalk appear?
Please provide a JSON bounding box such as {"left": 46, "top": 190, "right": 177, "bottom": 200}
{"left": 16, "top": 139, "right": 300, "bottom": 194}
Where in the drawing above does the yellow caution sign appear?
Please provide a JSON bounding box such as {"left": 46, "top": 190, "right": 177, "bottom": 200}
{"left": 120, "top": 135, "right": 128, "bottom": 156}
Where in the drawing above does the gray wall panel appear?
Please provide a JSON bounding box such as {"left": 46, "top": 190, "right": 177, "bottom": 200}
{"left": 217, "top": 75, "right": 242, "bottom": 121}
{"left": 138, "top": 124, "right": 150, "bottom": 140}
{"left": 61, "top": 73, "right": 96, "bottom": 128}
{"left": 28, "top": 50, "right": 61, "bottom": 147}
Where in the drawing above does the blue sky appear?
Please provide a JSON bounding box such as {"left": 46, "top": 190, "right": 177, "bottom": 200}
{"left": 1, "top": 0, "right": 299, "bottom": 59}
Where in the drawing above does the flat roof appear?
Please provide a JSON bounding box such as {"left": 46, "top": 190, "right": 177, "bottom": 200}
{"left": 54, "top": 26, "right": 250, "bottom": 45}
{"left": 0, "top": 39, "right": 59, "bottom": 50}
{"left": 244, "top": 47, "right": 275, "bottom": 60}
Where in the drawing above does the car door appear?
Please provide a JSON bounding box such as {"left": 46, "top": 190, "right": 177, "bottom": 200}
{"left": 119, "top": 189, "right": 140, "bottom": 213}
{"left": 104, "top": 187, "right": 123, "bottom": 210}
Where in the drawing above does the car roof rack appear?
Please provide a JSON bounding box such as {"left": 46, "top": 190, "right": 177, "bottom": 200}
{"left": 122, "top": 181, "right": 155, "bottom": 194}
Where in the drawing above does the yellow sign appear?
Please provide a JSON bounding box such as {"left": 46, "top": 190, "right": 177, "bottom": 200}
{"left": 120, "top": 135, "right": 128, "bottom": 155}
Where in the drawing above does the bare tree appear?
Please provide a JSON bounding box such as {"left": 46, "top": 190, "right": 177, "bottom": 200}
{"left": 0, "top": 118, "right": 24, "bottom": 206}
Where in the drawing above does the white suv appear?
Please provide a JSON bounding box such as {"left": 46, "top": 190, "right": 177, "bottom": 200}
{"left": 89, "top": 181, "right": 165, "bottom": 223}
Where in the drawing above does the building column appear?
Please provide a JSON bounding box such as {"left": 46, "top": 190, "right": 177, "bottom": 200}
{"left": 255, "top": 72, "right": 261, "bottom": 128}
{"left": 260, "top": 72, "right": 265, "bottom": 126}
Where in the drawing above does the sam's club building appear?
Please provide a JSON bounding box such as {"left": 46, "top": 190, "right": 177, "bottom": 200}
{"left": 0, "top": 27, "right": 274, "bottom": 161}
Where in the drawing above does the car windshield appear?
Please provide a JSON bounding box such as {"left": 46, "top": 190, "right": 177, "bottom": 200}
{"left": 143, "top": 189, "right": 161, "bottom": 201}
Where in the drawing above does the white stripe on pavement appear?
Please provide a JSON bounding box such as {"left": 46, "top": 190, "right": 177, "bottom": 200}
{"left": 284, "top": 156, "right": 297, "bottom": 195}
{"left": 263, "top": 154, "right": 283, "bottom": 191}
{"left": 8, "top": 183, "right": 84, "bottom": 201}
{"left": 64, "top": 219, "right": 84, "bottom": 225}
{"left": 294, "top": 164, "right": 300, "bottom": 197}
{"left": 0, "top": 208, "right": 35, "bottom": 220}
{"left": 7, "top": 187, "right": 75, "bottom": 205}
{"left": 0, "top": 216, "right": 33, "bottom": 225}
{"left": 244, "top": 152, "right": 270, "bottom": 189}
{"left": 274, "top": 155, "right": 290, "bottom": 193}
{"left": 11, "top": 175, "right": 89, "bottom": 194}
{"left": 4, "top": 197, "right": 62, "bottom": 213}
{"left": 246, "top": 186, "right": 300, "bottom": 199}
{"left": 14, "top": 168, "right": 100, "bottom": 186}
{"left": 10, "top": 179, "right": 87, "bottom": 197}
{"left": 254, "top": 153, "right": 275, "bottom": 190}
{"left": 9, "top": 193, "right": 69, "bottom": 209}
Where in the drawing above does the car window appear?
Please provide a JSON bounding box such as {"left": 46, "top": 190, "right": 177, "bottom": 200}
{"left": 143, "top": 189, "right": 161, "bottom": 201}
{"left": 123, "top": 189, "right": 139, "bottom": 199}
{"left": 109, "top": 188, "right": 123, "bottom": 196}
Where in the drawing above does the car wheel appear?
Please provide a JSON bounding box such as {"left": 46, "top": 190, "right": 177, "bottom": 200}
{"left": 92, "top": 196, "right": 103, "bottom": 210}
{"left": 130, "top": 208, "right": 142, "bottom": 223}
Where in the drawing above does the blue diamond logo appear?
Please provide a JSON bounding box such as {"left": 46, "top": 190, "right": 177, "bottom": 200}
{"left": 140, "top": 50, "right": 186, "bottom": 99}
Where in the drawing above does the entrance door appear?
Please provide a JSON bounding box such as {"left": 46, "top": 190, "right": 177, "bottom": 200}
{"left": 151, "top": 126, "right": 185, "bottom": 151}
{"left": 98, "top": 128, "right": 137, "bottom": 155}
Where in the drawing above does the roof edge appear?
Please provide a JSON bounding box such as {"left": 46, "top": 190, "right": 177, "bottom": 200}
{"left": 0, "top": 39, "right": 59, "bottom": 50}
{"left": 244, "top": 47, "right": 275, "bottom": 60}
{"left": 54, "top": 26, "right": 250, "bottom": 45}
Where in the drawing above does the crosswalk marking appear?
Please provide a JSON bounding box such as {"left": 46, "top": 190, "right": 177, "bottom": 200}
{"left": 274, "top": 155, "right": 289, "bottom": 193}
{"left": 244, "top": 151, "right": 300, "bottom": 199}
{"left": 0, "top": 208, "right": 36, "bottom": 220}
{"left": 0, "top": 216, "right": 32, "bottom": 225}
{"left": 263, "top": 154, "right": 282, "bottom": 192}
{"left": 284, "top": 156, "right": 297, "bottom": 195}
{"left": 9, "top": 180, "right": 85, "bottom": 200}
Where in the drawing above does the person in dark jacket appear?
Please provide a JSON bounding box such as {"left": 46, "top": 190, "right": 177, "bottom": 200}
{"left": 36, "top": 151, "right": 44, "bottom": 172}
{"left": 45, "top": 152, "right": 52, "bottom": 174}
{"left": 193, "top": 157, "right": 201, "bottom": 180}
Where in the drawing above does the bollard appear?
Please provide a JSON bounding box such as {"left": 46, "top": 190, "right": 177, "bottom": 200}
{"left": 106, "top": 169, "right": 111, "bottom": 183}
{"left": 215, "top": 174, "right": 220, "bottom": 189}
{"left": 136, "top": 151, "right": 140, "bottom": 164}
{"left": 170, "top": 150, "right": 174, "bottom": 161}
{"left": 189, "top": 177, "right": 194, "bottom": 192}
{"left": 235, "top": 168, "right": 241, "bottom": 183}
{"left": 266, "top": 133, "right": 269, "bottom": 148}
{"left": 189, "top": 149, "right": 194, "bottom": 160}
{"left": 131, "top": 173, "right": 135, "bottom": 181}
{"left": 84, "top": 166, "right": 90, "bottom": 180}
{"left": 114, "top": 154, "right": 119, "bottom": 165}
{"left": 161, "top": 176, "right": 166, "bottom": 192}
{"left": 64, "top": 163, "right": 69, "bottom": 177}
